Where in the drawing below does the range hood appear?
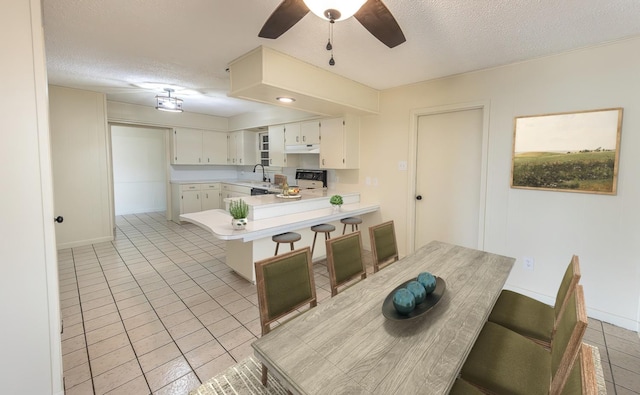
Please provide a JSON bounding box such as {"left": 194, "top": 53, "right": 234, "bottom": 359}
{"left": 285, "top": 144, "right": 320, "bottom": 154}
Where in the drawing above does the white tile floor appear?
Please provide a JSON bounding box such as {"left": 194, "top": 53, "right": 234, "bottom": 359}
{"left": 59, "top": 212, "right": 640, "bottom": 394}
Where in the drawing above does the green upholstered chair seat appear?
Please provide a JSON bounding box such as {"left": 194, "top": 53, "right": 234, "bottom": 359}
{"left": 449, "top": 378, "right": 484, "bottom": 395}
{"left": 461, "top": 321, "right": 552, "bottom": 395}
{"left": 489, "top": 290, "right": 555, "bottom": 343}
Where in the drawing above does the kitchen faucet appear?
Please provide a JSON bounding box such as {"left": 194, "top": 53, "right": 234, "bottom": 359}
{"left": 253, "top": 164, "right": 269, "bottom": 183}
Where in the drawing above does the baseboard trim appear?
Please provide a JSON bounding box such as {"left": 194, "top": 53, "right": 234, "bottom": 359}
{"left": 56, "top": 235, "right": 114, "bottom": 250}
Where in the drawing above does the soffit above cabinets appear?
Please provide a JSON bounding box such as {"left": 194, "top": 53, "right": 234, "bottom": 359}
{"left": 228, "top": 46, "right": 379, "bottom": 117}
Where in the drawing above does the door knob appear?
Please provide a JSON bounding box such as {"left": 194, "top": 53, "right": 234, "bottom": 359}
{"left": 54, "top": 216, "right": 64, "bottom": 223}
{"left": 416, "top": 195, "right": 422, "bottom": 201}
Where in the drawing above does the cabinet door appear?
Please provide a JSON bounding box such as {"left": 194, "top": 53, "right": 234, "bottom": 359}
{"left": 203, "top": 132, "right": 227, "bottom": 165}
{"left": 319, "top": 117, "right": 345, "bottom": 168}
{"left": 202, "top": 184, "right": 220, "bottom": 210}
{"left": 173, "top": 128, "right": 202, "bottom": 164}
{"left": 181, "top": 190, "right": 201, "bottom": 214}
{"left": 237, "top": 130, "right": 258, "bottom": 165}
{"left": 300, "top": 121, "right": 320, "bottom": 145}
{"left": 201, "top": 191, "right": 219, "bottom": 210}
{"left": 227, "top": 133, "right": 238, "bottom": 164}
{"left": 284, "top": 122, "right": 301, "bottom": 146}
{"left": 268, "top": 125, "right": 286, "bottom": 166}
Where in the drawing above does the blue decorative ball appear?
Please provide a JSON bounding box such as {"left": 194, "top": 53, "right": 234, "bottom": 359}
{"left": 392, "top": 288, "right": 416, "bottom": 315}
{"left": 417, "top": 272, "right": 437, "bottom": 294}
{"left": 406, "top": 280, "right": 427, "bottom": 304}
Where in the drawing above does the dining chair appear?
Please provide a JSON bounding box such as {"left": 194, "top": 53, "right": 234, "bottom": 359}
{"left": 488, "top": 255, "right": 581, "bottom": 348}
{"left": 325, "top": 231, "right": 367, "bottom": 296}
{"left": 369, "top": 220, "right": 399, "bottom": 273}
{"left": 448, "top": 378, "right": 485, "bottom": 395}
{"left": 254, "top": 247, "right": 317, "bottom": 386}
{"left": 561, "top": 343, "right": 599, "bottom": 395}
{"left": 460, "top": 284, "right": 587, "bottom": 395}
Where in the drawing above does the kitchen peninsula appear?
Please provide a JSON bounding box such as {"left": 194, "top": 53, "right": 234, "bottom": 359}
{"left": 180, "top": 189, "right": 379, "bottom": 283}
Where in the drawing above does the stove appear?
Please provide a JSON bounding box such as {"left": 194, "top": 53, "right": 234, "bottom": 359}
{"left": 295, "top": 169, "right": 327, "bottom": 189}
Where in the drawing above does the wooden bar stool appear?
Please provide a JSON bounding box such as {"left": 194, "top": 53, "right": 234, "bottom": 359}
{"left": 272, "top": 232, "right": 301, "bottom": 255}
{"left": 310, "top": 224, "right": 335, "bottom": 257}
{"left": 341, "top": 217, "right": 362, "bottom": 234}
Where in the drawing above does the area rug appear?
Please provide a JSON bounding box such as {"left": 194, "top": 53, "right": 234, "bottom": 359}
{"left": 190, "top": 357, "right": 288, "bottom": 395}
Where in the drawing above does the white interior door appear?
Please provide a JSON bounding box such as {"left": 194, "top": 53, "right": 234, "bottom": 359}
{"left": 415, "top": 109, "right": 483, "bottom": 249}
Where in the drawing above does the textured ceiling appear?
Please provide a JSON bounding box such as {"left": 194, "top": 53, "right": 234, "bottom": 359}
{"left": 43, "top": 0, "right": 640, "bottom": 118}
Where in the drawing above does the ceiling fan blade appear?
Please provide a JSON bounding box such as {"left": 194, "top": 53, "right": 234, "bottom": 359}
{"left": 354, "top": 0, "right": 406, "bottom": 48}
{"left": 259, "top": 0, "right": 310, "bottom": 39}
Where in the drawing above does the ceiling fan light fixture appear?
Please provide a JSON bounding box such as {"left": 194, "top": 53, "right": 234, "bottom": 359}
{"left": 303, "top": 0, "right": 366, "bottom": 21}
{"left": 155, "top": 88, "right": 183, "bottom": 113}
{"left": 276, "top": 96, "right": 296, "bottom": 103}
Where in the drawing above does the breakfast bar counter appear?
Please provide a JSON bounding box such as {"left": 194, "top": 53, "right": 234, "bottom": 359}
{"left": 180, "top": 192, "right": 379, "bottom": 283}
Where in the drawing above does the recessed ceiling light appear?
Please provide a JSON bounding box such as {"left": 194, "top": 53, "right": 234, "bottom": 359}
{"left": 276, "top": 97, "right": 296, "bottom": 103}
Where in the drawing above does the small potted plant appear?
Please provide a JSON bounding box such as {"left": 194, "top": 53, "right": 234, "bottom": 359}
{"left": 229, "top": 199, "right": 249, "bottom": 230}
{"left": 329, "top": 194, "right": 343, "bottom": 212}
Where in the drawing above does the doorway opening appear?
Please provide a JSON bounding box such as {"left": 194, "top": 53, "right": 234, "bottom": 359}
{"left": 110, "top": 124, "right": 170, "bottom": 216}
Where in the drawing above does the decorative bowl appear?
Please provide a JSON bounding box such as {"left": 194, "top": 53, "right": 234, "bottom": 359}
{"left": 392, "top": 288, "right": 416, "bottom": 315}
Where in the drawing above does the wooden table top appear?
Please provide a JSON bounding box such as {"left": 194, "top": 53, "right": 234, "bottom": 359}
{"left": 252, "top": 240, "right": 515, "bottom": 394}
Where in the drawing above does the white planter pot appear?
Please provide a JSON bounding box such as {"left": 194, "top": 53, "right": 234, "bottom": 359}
{"left": 232, "top": 217, "right": 247, "bottom": 230}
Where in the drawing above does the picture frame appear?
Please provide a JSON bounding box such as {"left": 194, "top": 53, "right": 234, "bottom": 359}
{"left": 511, "top": 108, "right": 623, "bottom": 195}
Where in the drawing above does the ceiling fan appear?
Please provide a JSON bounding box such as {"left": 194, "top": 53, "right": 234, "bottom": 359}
{"left": 259, "top": 0, "right": 406, "bottom": 49}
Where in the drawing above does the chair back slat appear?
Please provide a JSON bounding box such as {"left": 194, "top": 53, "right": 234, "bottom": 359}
{"left": 255, "top": 247, "right": 317, "bottom": 335}
{"left": 369, "top": 220, "right": 399, "bottom": 272}
{"left": 554, "top": 255, "right": 582, "bottom": 323}
{"left": 326, "top": 231, "right": 367, "bottom": 296}
{"left": 549, "top": 285, "right": 588, "bottom": 394}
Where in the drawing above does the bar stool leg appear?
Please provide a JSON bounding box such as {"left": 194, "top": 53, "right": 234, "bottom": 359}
{"left": 289, "top": 242, "right": 295, "bottom": 251}
{"left": 274, "top": 243, "right": 279, "bottom": 255}
{"left": 342, "top": 223, "right": 347, "bottom": 235}
{"left": 311, "top": 232, "right": 319, "bottom": 257}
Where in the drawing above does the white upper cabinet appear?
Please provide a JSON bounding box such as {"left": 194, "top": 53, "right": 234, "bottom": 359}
{"left": 203, "top": 132, "right": 228, "bottom": 165}
{"left": 300, "top": 120, "right": 321, "bottom": 145}
{"left": 268, "top": 124, "right": 287, "bottom": 166}
{"left": 319, "top": 114, "right": 360, "bottom": 169}
{"left": 284, "top": 121, "right": 321, "bottom": 146}
{"left": 171, "top": 128, "right": 227, "bottom": 165}
{"left": 172, "top": 128, "right": 202, "bottom": 164}
{"left": 227, "top": 130, "right": 258, "bottom": 166}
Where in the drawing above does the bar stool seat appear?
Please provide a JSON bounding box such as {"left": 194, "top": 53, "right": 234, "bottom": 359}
{"left": 341, "top": 217, "right": 362, "bottom": 234}
{"left": 310, "top": 224, "right": 335, "bottom": 257}
{"left": 272, "top": 232, "right": 301, "bottom": 255}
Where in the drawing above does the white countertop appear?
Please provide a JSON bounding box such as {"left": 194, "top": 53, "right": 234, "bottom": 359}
{"left": 180, "top": 202, "right": 379, "bottom": 242}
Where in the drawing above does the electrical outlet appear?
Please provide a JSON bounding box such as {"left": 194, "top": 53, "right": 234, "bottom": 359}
{"left": 373, "top": 178, "right": 379, "bottom": 186}
{"left": 365, "top": 177, "right": 371, "bottom": 185}
{"left": 398, "top": 161, "right": 408, "bottom": 171}
{"left": 523, "top": 256, "right": 534, "bottom": 272}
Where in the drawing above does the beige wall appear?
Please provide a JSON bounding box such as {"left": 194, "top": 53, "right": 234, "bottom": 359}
{"left": 355, "top": 37, "right": 640, "bottom": 331}
{"left": 1, "top": 1, "right": 63, "bottom": 393}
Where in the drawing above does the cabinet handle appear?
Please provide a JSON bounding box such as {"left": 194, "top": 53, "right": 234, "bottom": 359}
{"left": 322, "top": 159, "right": 325, "bottom": 165}
{"left": 206, "top": 193, "right": 209, "bottom": 198}
{"left": 199, "top": 158, "right": 201, "bottom": 163}
{"left": 296, "top": 136, "right": 299, "bottom": 142}
{"left": 270, "top": 158, "right": 273, "bottom": 164}
{"left": 302, "top": 136, "right": 306, "bottom": 142}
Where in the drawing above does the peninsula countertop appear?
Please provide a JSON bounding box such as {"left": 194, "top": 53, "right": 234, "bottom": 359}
{"left": 180, "top": 202, "right": 379, "bottom": 242}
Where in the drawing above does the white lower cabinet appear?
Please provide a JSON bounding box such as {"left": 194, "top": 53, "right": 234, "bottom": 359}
{"left": 171, "top": 182, "right": 221, "bottom": 223}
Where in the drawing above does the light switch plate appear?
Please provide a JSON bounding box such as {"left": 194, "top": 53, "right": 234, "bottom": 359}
{"left": 523, "top": 256, "right": 534, "bottom": 271}
{"left": 398, "top": 161, "right": 408, "bottom": 171}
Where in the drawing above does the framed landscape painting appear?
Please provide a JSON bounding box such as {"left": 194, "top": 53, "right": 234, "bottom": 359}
{"left": 511, "top": 108, "right": 623, "bottom": 195}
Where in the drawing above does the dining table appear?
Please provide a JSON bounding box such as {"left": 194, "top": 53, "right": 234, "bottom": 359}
{"left": 251, "top": 240, "right": 516, "bottom": 394}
